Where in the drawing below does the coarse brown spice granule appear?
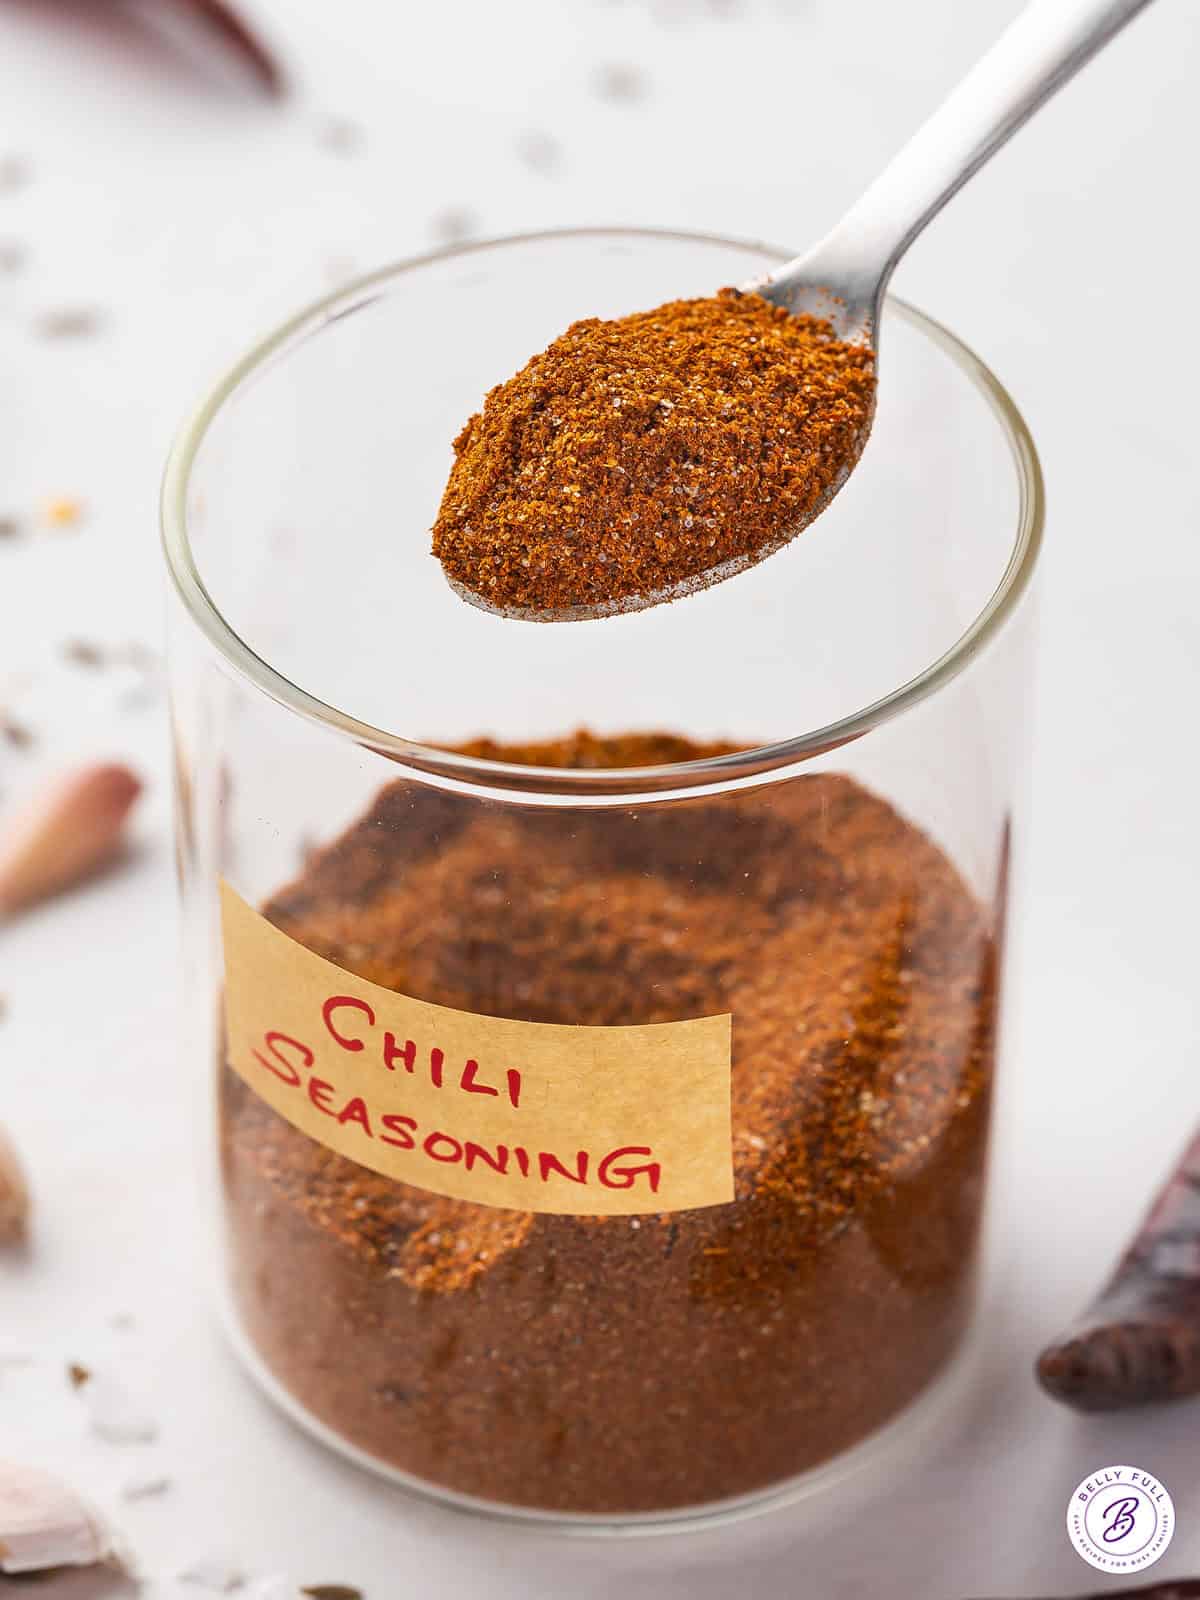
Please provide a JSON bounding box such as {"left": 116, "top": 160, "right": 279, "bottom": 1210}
{"left": 220, "top": 732, "right": 997, "bottom": 1514}
{"left": 451, "top": 727, "right": 739, "bottom": 769}
{"left": 431, "top": 289, "right": 876, "bottom": 616}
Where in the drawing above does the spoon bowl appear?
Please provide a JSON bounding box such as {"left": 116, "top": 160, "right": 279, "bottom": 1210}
{"left": 443, "top": 420, "right": 873, "bottom": 626}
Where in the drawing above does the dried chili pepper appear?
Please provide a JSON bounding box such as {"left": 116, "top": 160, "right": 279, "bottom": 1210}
{"left": 1037, "top": 1128, "right": 1200, "bottom": 1410}
{"left": 160, "top": 0, "right": 283, "bottom": 91}
{"left": 976, "top": 1582, "right": 1200, "bottom": 1599}
{"left": 14, "top": 0, "right": 283, "bottom": 96}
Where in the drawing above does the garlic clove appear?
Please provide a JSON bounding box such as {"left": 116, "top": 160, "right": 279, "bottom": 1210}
{"left": 0, "top": 763, "right": 142, "bottom": 919}
{"left": 0, "top": 1460, "right": 112, "bottom": 1573}
{"left": 0, "top": 1126, "right": 30, "bottom": 1244}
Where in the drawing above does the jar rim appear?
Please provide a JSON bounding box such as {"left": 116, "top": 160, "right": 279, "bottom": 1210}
{"left": 160, "top": 225, "right": 1043, "bottom": 801}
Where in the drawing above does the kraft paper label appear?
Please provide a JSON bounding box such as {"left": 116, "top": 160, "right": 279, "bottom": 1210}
{"left": 219, "top": 882, "right": 734, "bottom": 1216}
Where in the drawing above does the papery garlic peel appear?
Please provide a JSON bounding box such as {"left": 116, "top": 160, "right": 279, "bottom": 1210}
{"left": 0, "top": 764, "right": 141, "bottom": 918}
{"left": 0, "top": 1461, "right": 111, "bottom": 1573}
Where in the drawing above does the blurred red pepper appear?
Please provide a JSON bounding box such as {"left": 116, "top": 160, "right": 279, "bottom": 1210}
{"left": 6, "top": 0, "right": 283, "bottom": 95}
{"left": 162, "top": 0, "right": 282, "bottom": 92}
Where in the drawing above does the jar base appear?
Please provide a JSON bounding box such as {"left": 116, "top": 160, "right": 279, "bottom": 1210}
{"left": 217, "top": 1293, "right": 983, "bottom": 1537}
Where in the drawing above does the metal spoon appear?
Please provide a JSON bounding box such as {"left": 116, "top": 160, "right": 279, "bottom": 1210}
{"left": 454, "top": 0, "right": 1154, "bottom": 624}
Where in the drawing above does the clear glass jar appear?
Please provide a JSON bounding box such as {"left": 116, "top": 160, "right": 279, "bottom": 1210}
{"left": 162, "top": 228, "right": 1041, "bottom": 1531}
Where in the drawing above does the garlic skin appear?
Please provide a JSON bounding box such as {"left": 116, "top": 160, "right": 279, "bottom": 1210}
{"left": 0, "top": 1461, "right": 111, "bottom": 1573}
{"left": 0, "top": 763, "right": 142, "bottom": 919}
{"left": 0, "top": 1127, "right": 30, "bottom": 1244}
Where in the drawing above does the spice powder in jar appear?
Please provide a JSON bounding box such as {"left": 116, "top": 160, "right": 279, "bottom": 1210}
{"left": 220, "top": 730, "right": 997, "bottom": 1516}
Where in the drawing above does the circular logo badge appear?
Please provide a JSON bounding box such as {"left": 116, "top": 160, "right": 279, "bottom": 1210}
{"left": 1067, "top": 1465, "right": 1174, "bottom": 1573}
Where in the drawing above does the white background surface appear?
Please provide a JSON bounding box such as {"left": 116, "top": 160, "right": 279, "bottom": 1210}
{"left": 2, "top": 1, "right": 1199, "bottom": 1594}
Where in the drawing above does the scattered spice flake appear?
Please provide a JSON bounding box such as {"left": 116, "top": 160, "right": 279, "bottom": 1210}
{"left": 317, "top": 117, "right": 363, "bottom": 156}
{"left": 430, "top": 207, "right": 478, "bottom": 246}
{"left": 0, "top": 155, "right": 30, "bottom": 193}
{"left": 34, "top": 308, "right": 104, "bottom": 340}
{"left": 109, "top": 1312, "right": 136, "bottom": 1331}
{"left": 0, "top": 241, "right": 26, "bottom": 276}
{"left": 178, "top": 1554, "right": 246, "bottom": 1590}
{"left": 0, "top": 516, "right": 23, "bottom": 540}
{"left": 62, "top": 639, "right": 107, "bottom": 669}
{"left": 67, "top": 1362, "right": 92, "bottom": 1390}
{"left": 120, "top": 1473, "right": 169, "bottom": 1501}
{"left": 41, "top": 497, "right": 83, "bottom": 530}
{"left": 514, "top": 129, "right": 561, "bottom": 175}
{"left": 303, "top": 1588, "right": 364, "bottom": 1600}
{"left": 592, "top": 61, "right": 649, "bottom": 102}
{"left": 0, "top": 714, "right": 34, "bottom": 750}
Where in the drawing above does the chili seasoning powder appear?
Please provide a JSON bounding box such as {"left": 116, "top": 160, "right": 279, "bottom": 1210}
{"left": 431, "top": 290, "right": 876, "bottom": 615}
{"left": 220, "top": 731, "right": 997, "bottom": 1515}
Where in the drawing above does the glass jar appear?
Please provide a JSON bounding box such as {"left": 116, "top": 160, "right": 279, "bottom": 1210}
{"left": 162, "top": 228, "right": 1041, "bottom": 1531}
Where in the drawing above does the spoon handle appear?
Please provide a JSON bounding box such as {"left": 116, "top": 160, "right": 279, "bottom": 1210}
{"left": 775, "top": 0, "right": 1155, "bottom": 335}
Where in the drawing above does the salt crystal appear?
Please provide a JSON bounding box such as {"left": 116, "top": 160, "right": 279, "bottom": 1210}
{"left": 246, "top": 1576, "right": 303, "bottom": 1599}
{"left": 78, "top": 1372, "right": 159, "bottom": 1444}
{"left": 178, "top": 1555, "right": 246, "bottom": 1590}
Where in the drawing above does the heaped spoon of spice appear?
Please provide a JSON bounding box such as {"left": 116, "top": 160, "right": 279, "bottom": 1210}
{"left": 433, "top": 0, "right": 1153, "bottom": 621}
